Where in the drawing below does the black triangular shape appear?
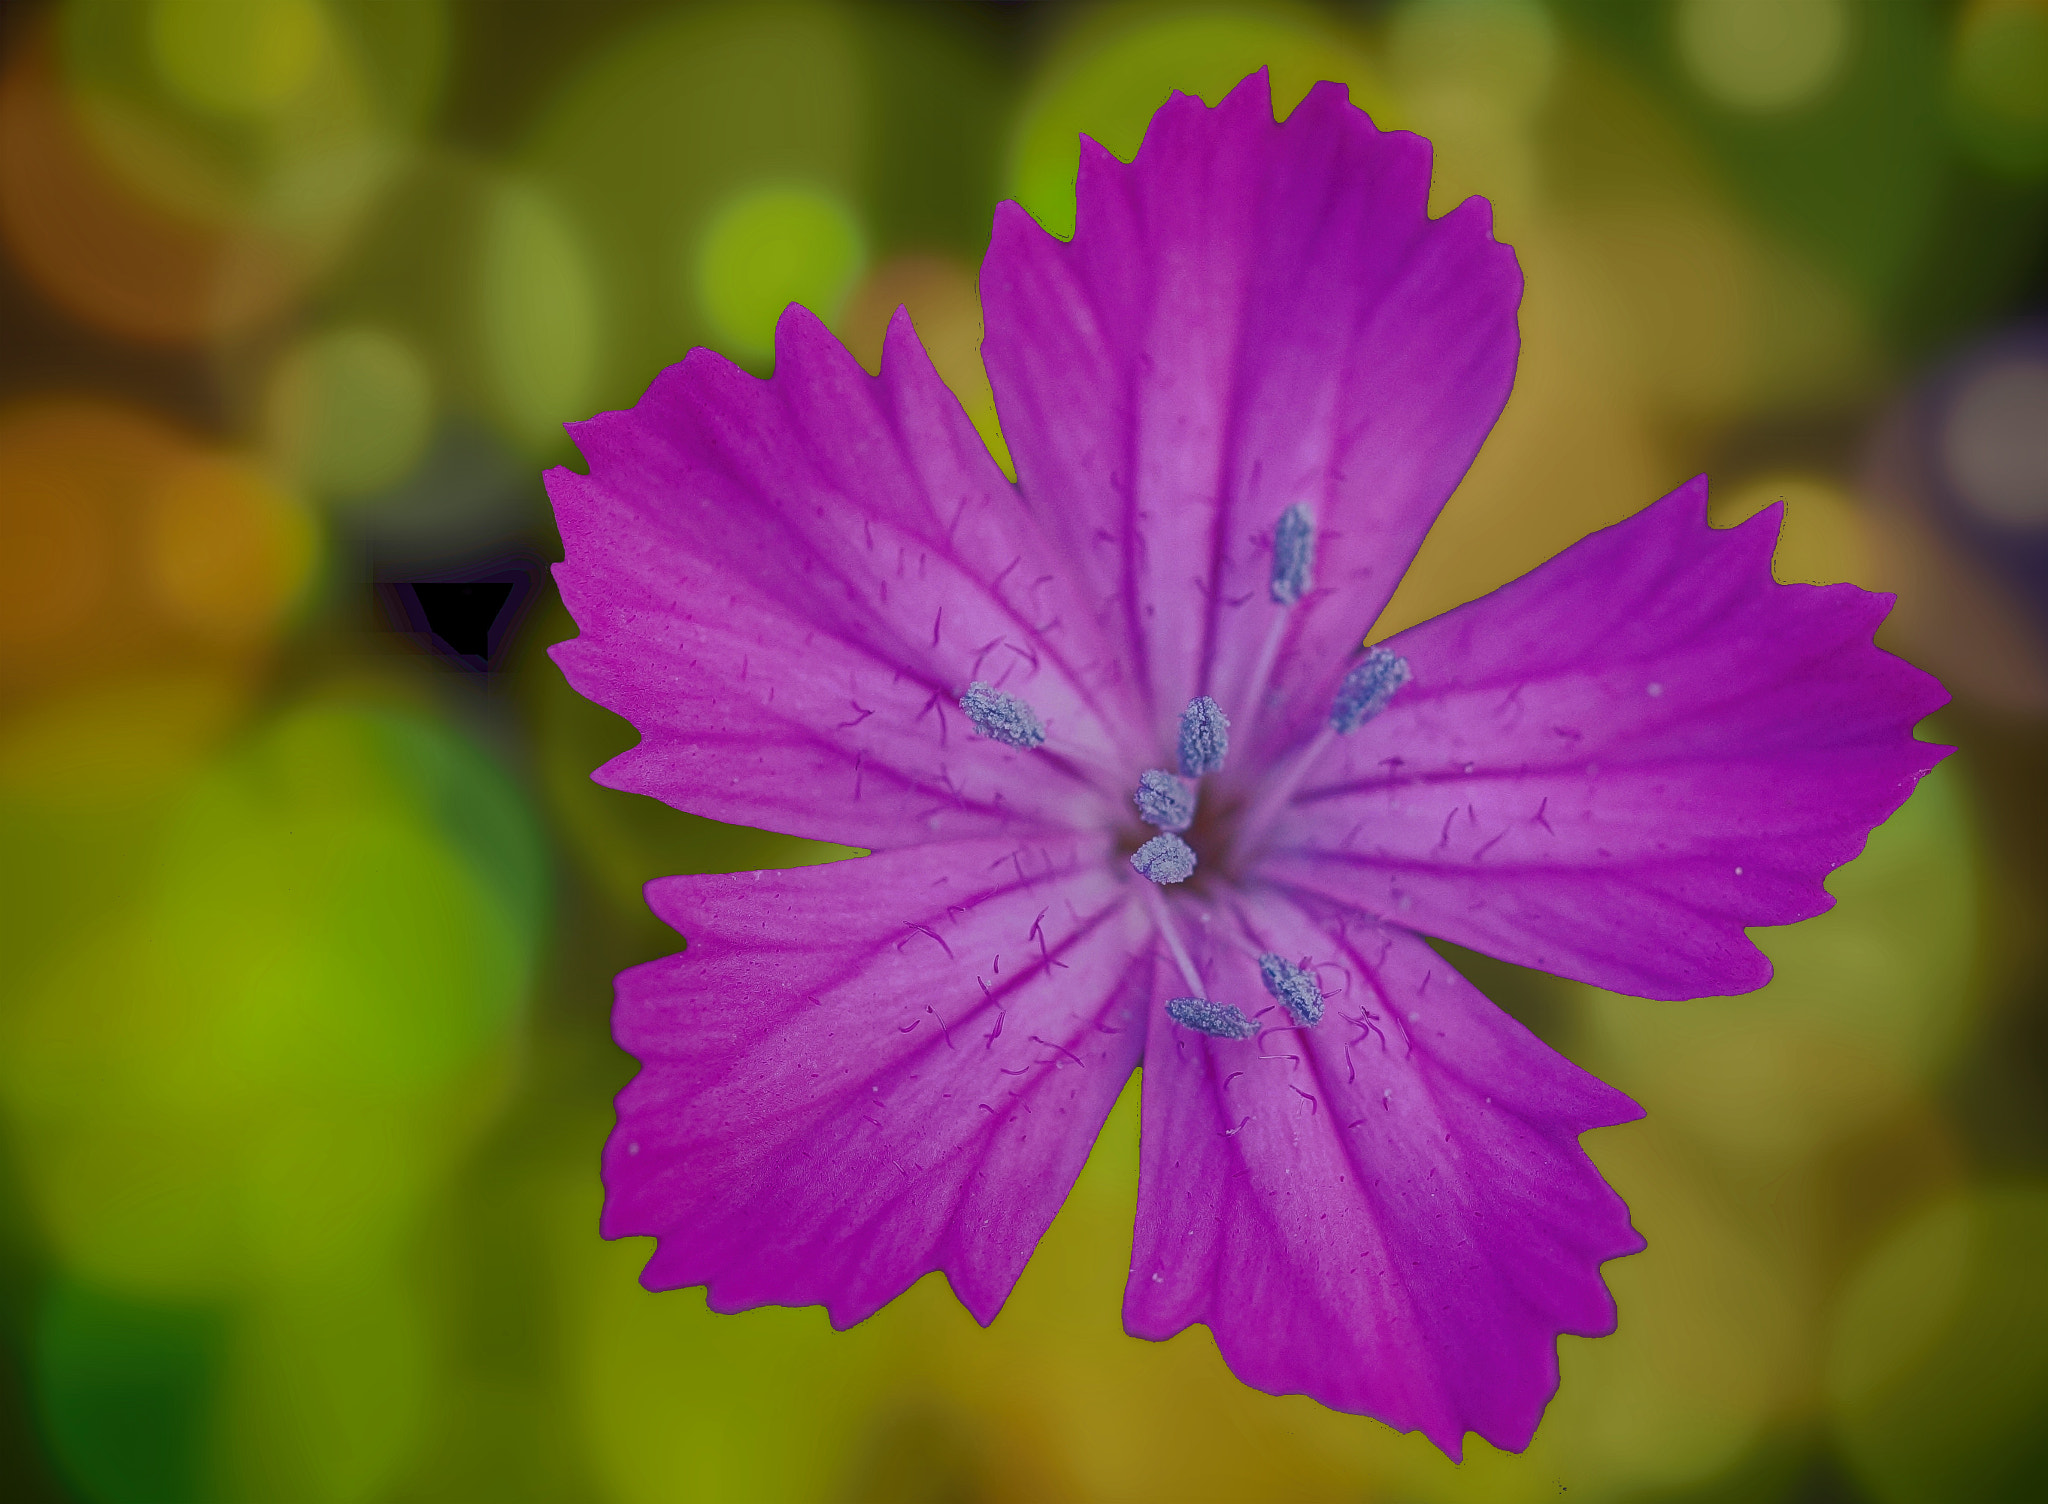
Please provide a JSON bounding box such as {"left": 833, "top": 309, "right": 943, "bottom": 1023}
{"left": 410, "top": 582, "right": 513, "bottom": 659}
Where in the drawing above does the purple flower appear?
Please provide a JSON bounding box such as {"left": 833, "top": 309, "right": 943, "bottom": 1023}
{"left": 548, "top": 74, "right": 1948, "bottom": 1458}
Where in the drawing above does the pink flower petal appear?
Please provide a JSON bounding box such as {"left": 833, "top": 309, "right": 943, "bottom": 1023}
{"left": 549, "top": 309, "right": 1143, "bottom": 850}
{"left": 1260, "top": 477, "right": 1952, "bottom": 999}
{"left": 1127, "top": 894, "right": 1641, "bottom": 1458}
{"left": 552, "top": 64, "right": 1958, "bottom": 1460}
{"left": 980, "top": 71, "right": 1521, "bottom": 756}
{"left": 605, "top": 834, "right": 1148, "bottom": 1326}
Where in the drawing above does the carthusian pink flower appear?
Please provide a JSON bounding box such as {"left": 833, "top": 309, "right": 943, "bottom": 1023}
{"left": 548, "top": 74, "right": 1948, "bottom": 1457}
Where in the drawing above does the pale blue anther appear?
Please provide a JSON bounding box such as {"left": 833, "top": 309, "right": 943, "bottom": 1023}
{"left": 1271, "top": 503, "right": 1316, "bottom": 605}
{"left": 1258, "top": 953, "right": 1325, "bottom": 1026}
{"left": 1177, "top": 696, "right": 1230, "bottom": 776}
{"left": 1133, "top": 769, "right": 1195, "bottom": 832}
{"left": 960, "top": 681, "right": 1045, "bottom": 749}
{"left": 1130, "top": 832, "right": 1196, "bottom": 884}
{"left": 1166, "top": 997, "right": 1260, "bottom": 1041}
{"left": 1330, "top": 647, "right": 1411, "bottom": 733}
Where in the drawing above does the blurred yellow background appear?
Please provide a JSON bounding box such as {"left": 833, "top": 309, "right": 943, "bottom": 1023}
{"left": 2, "top": 2, "right": 2045, "bottom": 1501}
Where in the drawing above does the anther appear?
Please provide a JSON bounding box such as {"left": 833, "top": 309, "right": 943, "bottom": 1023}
{"left": 1177, "top": 696, "right": 1230, "bottom": 776}
{"left": 960, "top": 681, "right": 1045, "bottom": 749}
{"left": 1270, "top": 503, "right": 1316, "bottom": 605}
{"left": 1133, "top": 769, "right": 1195, "bottom": 831}
{"left": 1257, "top": 953, "right": 1324, "bottom": 1026}
{"left": 1166, "top": 996, "right": 1260, "bottom": 1040}
{"left": 1330, "top": 648, "right": 1411, "bottom": 733}
{"left": 1130, "top": 832, "right": 1197, "bottom": 884}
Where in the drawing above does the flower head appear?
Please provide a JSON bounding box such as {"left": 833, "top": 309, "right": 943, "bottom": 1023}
{"left": 548, "top": 73, "right": 1948, "bottom": 1458}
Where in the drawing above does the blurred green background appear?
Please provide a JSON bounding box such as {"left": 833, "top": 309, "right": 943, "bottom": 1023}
{"left": 2, "top": 1, "right": 2045, "bottom": 1500}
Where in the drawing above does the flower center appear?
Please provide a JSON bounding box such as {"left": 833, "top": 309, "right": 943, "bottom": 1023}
{"left": 955, "top": 506, "right": 1412, "bottom": 1043}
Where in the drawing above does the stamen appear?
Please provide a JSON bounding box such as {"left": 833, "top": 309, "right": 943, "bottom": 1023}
{"left": 1139, "top": 880, "right": 1206, "bottom": 995}
{"left": 1166, "top": 997, "right": 1260, "bottom": 1041}
{"left": 960, "top": 681, "right": 1045, "bottom": 749}
{"left": 1130, "top": 832, "right": 1196, "bottom": 884}
{"left": 1330, "top": 648, "right": 1411, "bottom": 733}
{"left": 1133, "top": 769, "right": 1195, "bottom": 831}
{"left": 1223, "top": 722, "right": 1334, "bottom": 869}
{"left": 1258, "top": 953, "right": 1325, "bottom": 1026}
{"left": 1270, "top": 503, "right": 1315, "bottom": 605}
{"left": 1177, "top": 696, "right": 1230, "bottom": 776}
{"left": 1239, "top": 611, "right": 1291, "bottom": 733}
{"left": 1140, "top": 881, "right": 1258, "bottom": 1042}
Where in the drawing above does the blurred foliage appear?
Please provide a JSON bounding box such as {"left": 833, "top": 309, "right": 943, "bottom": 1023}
{"left": 2, "top": 1, "right": 2045, "bottom": 1501}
